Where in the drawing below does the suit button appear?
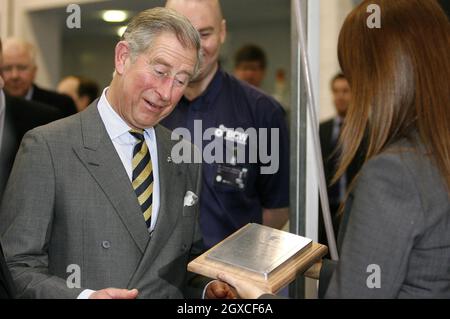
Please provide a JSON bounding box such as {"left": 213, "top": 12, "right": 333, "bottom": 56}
{"left": 181, "top": 244, "right": 188, "bottom": 251}
{"left": 102, "top": 241, "right": 111, "bottom": 249}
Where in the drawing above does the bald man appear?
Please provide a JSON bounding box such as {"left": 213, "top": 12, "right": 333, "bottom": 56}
{"left": 2, "top": 38, "right": 77, "bottom": 117}
{"left": 161, "top": 0, "right": 290, "bottom": 249}
{"left": 0, "top": 39, "right": 62, "bottom": 198}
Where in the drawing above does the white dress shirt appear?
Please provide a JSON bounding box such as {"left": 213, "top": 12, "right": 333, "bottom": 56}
{"left": 24, "top": 86, "right": 33, "bottom": 101}
{"left": 97, "top": 87, "right": 160, "bottom": 232}
{"left": 78, "top": 87, "right": 161, "bottom": 299}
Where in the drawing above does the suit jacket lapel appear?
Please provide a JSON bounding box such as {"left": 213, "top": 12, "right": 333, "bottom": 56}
{"left": 127, "top": 125, "right": 186, "bottom": 288}
{"left": 147, "top": 125, "right": 184, "bottom": 254}
{"left": 73, "top": 103, "right": 150, "bottom": 254}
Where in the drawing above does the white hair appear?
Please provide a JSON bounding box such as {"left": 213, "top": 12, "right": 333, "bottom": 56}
{"left": 122, "top": 7, "right": 202, "bottom": 76}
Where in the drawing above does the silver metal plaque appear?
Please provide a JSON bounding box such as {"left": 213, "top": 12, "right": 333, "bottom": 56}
{"left": 206, "top": 223, "right": 312, "bottom": 279}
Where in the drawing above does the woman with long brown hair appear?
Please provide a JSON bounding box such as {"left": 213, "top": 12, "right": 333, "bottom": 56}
{"left": 218, "top": 0, "right": 450, "bottom": 298}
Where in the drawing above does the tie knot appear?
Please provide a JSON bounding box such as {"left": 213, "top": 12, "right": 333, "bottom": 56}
{"left": 130, "top": 129, "right": 145, "bottom": 142}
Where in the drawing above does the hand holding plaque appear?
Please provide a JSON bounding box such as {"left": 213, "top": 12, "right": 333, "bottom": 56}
{"left": 188, "top": 223, "right": 328, "bottom": 294}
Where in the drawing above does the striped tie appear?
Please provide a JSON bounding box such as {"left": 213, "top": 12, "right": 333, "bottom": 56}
{"left": 130, "top": 130, "right": 153, "bottom": 230}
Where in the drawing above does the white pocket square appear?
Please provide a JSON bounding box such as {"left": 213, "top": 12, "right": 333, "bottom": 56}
{"left": 183, "top": 191, "right": 198, "bottom": 207}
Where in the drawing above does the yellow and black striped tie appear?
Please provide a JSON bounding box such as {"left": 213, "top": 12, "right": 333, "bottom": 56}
{"left": 130, "top": 130, "right": 153, "bottom": 230}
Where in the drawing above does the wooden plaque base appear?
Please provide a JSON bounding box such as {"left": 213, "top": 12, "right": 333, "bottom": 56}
{"left": 188, "top": 225, "right": 328, "bottom": 293}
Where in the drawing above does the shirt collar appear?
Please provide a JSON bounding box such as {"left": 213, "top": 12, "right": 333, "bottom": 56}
{"left": 25, "top": 86, "right": 34, "bottom": 101}
{"left": 97, "top": 87, "right": 154, "bottom": 142}
{"left": 334, "top": 115, "right": 344, "bottom": 126}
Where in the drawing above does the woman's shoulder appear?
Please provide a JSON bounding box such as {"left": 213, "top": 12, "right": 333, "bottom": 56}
{"left": 359, "top": 137, "right": 448, "bottom": 218}
{"left": 364, "top": 137, "right": 437, "bottom": 182}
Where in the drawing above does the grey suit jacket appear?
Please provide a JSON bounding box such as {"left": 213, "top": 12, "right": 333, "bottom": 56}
{"left": 320, "top": 137, "right": 450, "bottom": 298}
{"left": 0, "top": 103, "right": 206, "bottom": 299}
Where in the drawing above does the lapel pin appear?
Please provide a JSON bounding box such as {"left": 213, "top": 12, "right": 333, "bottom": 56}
{"left": 167, "top": 156, "right": 172, "bottom": 163}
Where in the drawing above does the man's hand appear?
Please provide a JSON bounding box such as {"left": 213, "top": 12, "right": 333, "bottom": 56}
{"left": 89, "top": 288, "right": 139, "bottom": 299}
{"left": 217, "top": 273, "right": 271, "bottom": 299}
{"left": 205, "top": 280, "right": 238, "bottom": 299}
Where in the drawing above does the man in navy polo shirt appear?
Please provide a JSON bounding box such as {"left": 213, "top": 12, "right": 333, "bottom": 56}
{"left": 163, "top": 0, "right": 289, "bottom": 249}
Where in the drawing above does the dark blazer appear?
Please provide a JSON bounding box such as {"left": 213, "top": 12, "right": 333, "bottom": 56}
{"left": 319, "top": 118, "right": 363, "bottom": 197}
{"left": 0, "top": 94, "right": 63, "bottom": 197}
{"left": 319, "top": 137, "right": 450, "bottom": 298}
{"left": 0, "top": 102, "right": 207, "bottom": 298}
{"left": 31, "top": 84, "right": 77, "bottom": 117}
{"left": 318, "top": 118, "right": 364, "bottom": 251}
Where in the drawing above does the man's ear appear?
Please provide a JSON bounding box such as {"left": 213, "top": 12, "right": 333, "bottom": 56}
{"left": 220, "top": 19, "right": 227, "bottom": 44}
{"left": 115, "top": 41, "right": 130, "bottom": 75}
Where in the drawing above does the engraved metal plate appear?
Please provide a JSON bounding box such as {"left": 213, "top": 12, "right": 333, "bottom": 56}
{"left": 207, "top": 223, "right": 312, "bottom": 279}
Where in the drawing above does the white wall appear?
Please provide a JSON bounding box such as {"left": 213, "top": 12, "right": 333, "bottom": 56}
{"left": 0, "top": 0, "right": 10, "bottom": 39}
{"left": 28, "top": 11, "right": 62, "bottom": 89}
{"left": 319, "top": 0, "right": 354, "bottom": 121}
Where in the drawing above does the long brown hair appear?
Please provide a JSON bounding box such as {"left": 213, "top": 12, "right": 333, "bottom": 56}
{"left": 335, "top": 0, "right": 450, "bottom": 193}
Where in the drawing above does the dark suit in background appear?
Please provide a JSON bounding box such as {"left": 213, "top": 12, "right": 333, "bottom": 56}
{"left": 31, "top": 84, "right": 77, "bottom": 117}
{"left": 0, "top": 94, "right": 62, "bottom": 197}
{"left": 318, "top": 117, "right": 364, "bottom": 253}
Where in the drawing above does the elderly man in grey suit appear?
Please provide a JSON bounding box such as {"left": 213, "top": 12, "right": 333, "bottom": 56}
{"left": 0, "top": 8, "right": 235, "bottom": 299}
